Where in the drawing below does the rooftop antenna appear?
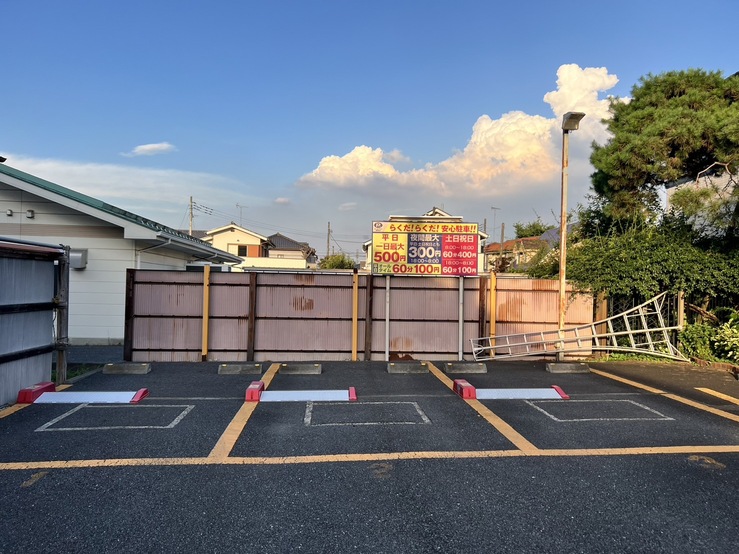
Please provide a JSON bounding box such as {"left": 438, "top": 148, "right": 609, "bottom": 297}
{"left": 236, "top": 203, "right": 247, "bottom": 227}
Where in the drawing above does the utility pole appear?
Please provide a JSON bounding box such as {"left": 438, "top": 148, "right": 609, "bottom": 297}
{"left": 326, "top": 222, "right": 331, "bottom": 258}
{"left": 498, "top": 222, "right": 505, "bottom": 271}
{"left": 490, "top": 206, "right": 500, "bottom": 234}
{"left": 189, "top": 196, "right": 194, "bottom": 235}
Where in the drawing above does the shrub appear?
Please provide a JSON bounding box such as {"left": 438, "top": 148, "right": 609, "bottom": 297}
{"left": 713, "top": 315, "right": 739, "bottom": 363}
{"left": 679, "top": 323, "right": 718, "bottom": 361}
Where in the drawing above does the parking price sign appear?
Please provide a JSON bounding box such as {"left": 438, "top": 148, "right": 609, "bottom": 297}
{"left": 371, "top": 221, "right": 479, "bottom": 276}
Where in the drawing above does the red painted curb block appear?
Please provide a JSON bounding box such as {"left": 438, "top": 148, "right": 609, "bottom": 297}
{"left": 246, "top": 381, "right": 265, "bottom": 402}
{"left": 130, "top": 388, "right": 149, "bottom": 403}
{"left": 348, "top": 387, "right": 357, "bottom": 401}
{"left": 17, "top": 382, "right": 56, "bottom": 404}
{"left": 551, "top": 385, "right": 570, "bottom": 400}
{"left": 453, "top": 379, "right": 476, "bottom": 399}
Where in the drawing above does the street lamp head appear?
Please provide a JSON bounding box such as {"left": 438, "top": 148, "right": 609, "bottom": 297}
{"left": 561, "top": 112, "right": 586, "bottom": 132}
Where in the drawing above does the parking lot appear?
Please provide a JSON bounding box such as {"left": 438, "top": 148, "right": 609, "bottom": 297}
{"left": 1, "top": 360, "right": 738, "bottom": 552}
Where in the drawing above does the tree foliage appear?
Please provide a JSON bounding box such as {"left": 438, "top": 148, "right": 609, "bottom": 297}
{"left": 513, "top": 219, "right": 555, "bottom": 238}
{"left": 318, "top": 253, "right": 356, "bottom": 269}
{"left": 589, "top": 69, "right": 739, "bottom": 232}
{"left": 526, "top": 225, "right": 739, "bottom": 301}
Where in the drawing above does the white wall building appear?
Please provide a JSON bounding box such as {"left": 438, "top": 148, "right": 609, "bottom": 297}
{"left": 0, "top": 163, "right": 240, "bottom": 344}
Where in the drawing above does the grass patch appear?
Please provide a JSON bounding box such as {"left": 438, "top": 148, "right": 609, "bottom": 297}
{"left": 51, "top": 364, "right": 102, "bottom": 383}
{"left": 588, "top": 353, "right": 675, "bottom": 363}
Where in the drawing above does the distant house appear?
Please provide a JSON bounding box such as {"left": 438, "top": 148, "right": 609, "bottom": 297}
{"left": 0, "top": 163, "right": 241, "bottom": 344}
{"left": 198, "top": 224, "right": 316, "bottom": 270}
{"left": 484, "top": 236, "right": 549, "bottom": 272}
{"left": 199, "top": 223, "right": 273, "bottom": 260}
{"left": 268, "top": 233, "right": 317, "bottom": 267}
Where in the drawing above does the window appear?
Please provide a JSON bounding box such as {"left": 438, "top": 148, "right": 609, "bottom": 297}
{"left": 238, "top": 245, "right": 247, "bottom": 256}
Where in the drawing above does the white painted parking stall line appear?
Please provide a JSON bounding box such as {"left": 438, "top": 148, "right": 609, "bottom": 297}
{"left": 525, "top": 399, "right": 674, "bottom": 422}
{"left": 304, "top": 401, "right": 432, "bottom": 427}
{"left": 34, "top": 404, "right": 195, "bottom": 432}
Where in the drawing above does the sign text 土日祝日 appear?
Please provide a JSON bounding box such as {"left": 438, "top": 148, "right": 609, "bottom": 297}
{"left": 371, "top": 221, "right": 479, "bottom": 276}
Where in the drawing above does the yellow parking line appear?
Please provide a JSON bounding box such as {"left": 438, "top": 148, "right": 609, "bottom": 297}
{"left": 426, "top": 362, "right": 538, "bottom": 452}
{"left": 4, "top": 444, "right": 739, "bottom": 471}
{"left": 589, "top": 369, "right": 665, "bottom": 394}
{"left": 696, "top": 388, "right": 739, "bottom": 406}
{"left": 0, "top": 384, "right": 73, "bottom": 419}
{"left": 592, "top": 369, "right": 739, "bottom": 423}
{"left": 208, "top": 362, "right": 280, "bottom": 459}
{"left": 0, "top": 404, "right": 29, "bottom": 419}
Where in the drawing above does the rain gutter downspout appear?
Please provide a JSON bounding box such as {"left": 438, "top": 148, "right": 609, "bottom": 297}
{"left": 135, "top": 239, "right": 172, "bottom": 268}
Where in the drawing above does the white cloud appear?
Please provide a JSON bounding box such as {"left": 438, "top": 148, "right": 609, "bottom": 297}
{"left": 121, "top": 142, "right": 177, "bottom": 157}
{"left": 5, "top": 155, "right": 250, "bottom": 228}
{"left": 2, "top": 64, "right": 624, "bottom": 251}
{"left": 298, "top": 146, "right": 400, "bottom": 188}
{"left": 298, "top": 64, "right": 620, "bottom": 199}
{"left": 543, "top": 64, "right": 618, "bottom": 143}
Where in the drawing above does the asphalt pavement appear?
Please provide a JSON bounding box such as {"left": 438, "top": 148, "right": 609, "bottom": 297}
{"left": 2, "top": 356, "right": 737, "bottom": 553}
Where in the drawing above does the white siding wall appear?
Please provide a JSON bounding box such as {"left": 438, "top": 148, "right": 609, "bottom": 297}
{"left": 0, "top": 184, "right": 191, "bottom": 344}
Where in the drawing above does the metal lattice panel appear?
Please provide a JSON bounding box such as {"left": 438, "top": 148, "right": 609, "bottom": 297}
{"left": 471, "top": 292, "right": 686, "bottom": 361}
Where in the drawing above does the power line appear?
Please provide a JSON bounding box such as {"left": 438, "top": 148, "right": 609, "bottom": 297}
{"left": 190, "top": 200, "right": 371, "bottom": 243}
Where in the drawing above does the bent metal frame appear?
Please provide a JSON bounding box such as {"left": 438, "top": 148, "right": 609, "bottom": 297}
{"left": 471, "top": 292, "right": 687, "bottom": 362}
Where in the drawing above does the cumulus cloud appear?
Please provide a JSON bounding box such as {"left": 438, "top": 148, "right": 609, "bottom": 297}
{"left": 298, "top": 64, "right": 619, "bottom": 198}
{"left": 299, "top": 146, "right": 400, "bottom": 188}
{"left": 273, "top": 197, "right": 291, "bottom": 205}
{"left": 121, "top": 142, "right": 177, "bottom": 157}
{"left": 543, "top": 64, "right": 618, "bottom": 143}
{"left": 338, "top": 202, "right": 357, "bottom": 211}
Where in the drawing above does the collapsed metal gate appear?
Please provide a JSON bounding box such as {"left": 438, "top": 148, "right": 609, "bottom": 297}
{"left": 471, "top": 292, "right": 687, "bottom": 361}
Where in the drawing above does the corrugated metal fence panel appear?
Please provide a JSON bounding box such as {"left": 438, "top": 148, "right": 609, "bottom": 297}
{"left": 253, "top": 273, "right": 356, "bottom": 360}
{"left": 0, "top": 257, "right": 56, "bottom": 405}
{"left": 124, "top": 270, "right": 593, "bottom": 363}
{"left": 1, "top": 355, "right": 53, "bottom": 406}
{"left": 206, "top": 273, "right": 250, "bottom": 361}
{"left": 129, "top": 270, "right": 204, "bottom": 362}
{"left": 210, "top": 273, "right": 250, "bottom": 318}
{"left": 0, "top": 257, "right": 55, "bottom": 304}
{"left": 368, "top": 276, "right": 478, "bottom": 360}
{"left": 495, "top": 275, "right": 593, "bottom": 356}
{"left": 496, "top": 276, "right": 592, "bottom": 327}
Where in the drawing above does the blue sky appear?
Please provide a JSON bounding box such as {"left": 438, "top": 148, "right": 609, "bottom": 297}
{"left": 3, "top": 0, "right": 737, "bottom": 258}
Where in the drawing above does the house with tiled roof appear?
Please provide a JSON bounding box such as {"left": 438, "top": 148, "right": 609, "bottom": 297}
{"left": 268, "top": 233, "right": 317, "bottom": 266}
{"left": 198, "top": 224, "right": 316, "bottom": 269}
{"left": 0, "top": 163, "right": 241, "bottom": 344}
{"left": 484, "top": 236, "right": 549, "bottom": 272}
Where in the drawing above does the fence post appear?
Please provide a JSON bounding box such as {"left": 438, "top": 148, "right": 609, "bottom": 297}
{"left": 124, "top": 269, "right": 135, "bottom": 361}
{"left": 384, "top": 275, "right": 390, "bottom": 362}
{"left": 55, "top": 246, "right": 70, "bottom": 384}
{"left": 458, "top": 277, "right": 464, "bottom": 360}
{"left": 247, "top": 272, "right": 257, "bottom": 361}
{"left": 351, "top": 268, "right": 359, "bottom": 361}
{"left": 594, "top": 291, "right": 608, "bottom": 358}
{"left": 478, "top": 275, "right": 487, "bottom": 338}
{"left": 364, "top": 274, "right": 374, "bottom": 361}
{"left": 489, "top": 271, "right": 497, "bottom": 357}
{"left": 201, "top": 265, "right": 211, "bottom": 361}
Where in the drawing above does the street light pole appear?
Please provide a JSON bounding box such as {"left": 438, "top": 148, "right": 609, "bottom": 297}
{"left": 557, "top": 112, "right": 585, "bottom": 362}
